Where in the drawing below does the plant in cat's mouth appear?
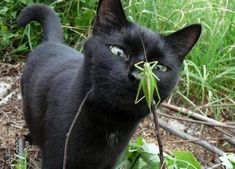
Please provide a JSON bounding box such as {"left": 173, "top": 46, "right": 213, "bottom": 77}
{"left": 134, "top": 60, "right": 161, "bottom": 109}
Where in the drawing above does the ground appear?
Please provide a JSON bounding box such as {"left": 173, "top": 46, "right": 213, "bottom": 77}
{"left": 0, "top": 62, "right": 233, "bottom": 169}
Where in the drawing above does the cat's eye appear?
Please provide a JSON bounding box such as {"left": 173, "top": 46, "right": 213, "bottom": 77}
{"left": 155, "top": 64, "right": 168, "bottom": 72}
{"left": 110, "top": 45, "right": 128, "bottom": 61}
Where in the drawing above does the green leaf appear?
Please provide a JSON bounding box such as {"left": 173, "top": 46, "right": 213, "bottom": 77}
{"left": 132, "top": 158, "right": 147, "bottom": 169}
{"left": 174, "top": 151, "right": 201, "bottom": 169}
{"left": 135, "top": 137, "right": 145, "bottom": 146}
{"left": 115, "top": 138, "right": 161, "bottom": 169}
{"left": 19, "top": 0, "right": 33, "bottom": 5}
{"left": 140, "top": 144, "right": 160, "bottom": 168}
{"left": 165, "top": 155, "right": 179, "bottom": 169}
{"left": 1, "top": 24, "right": 8, "bottom": 32}
{"left": 115, "top": 160, "right": 132, "bottom": 169}
{"left": 15, "top": 151, "right": 27, "bottom": 169}
{"left": 219, "top": 153, "right": 235, "bottom": 169}
{"left": 75, "top": 9, "right": 94, "bottom": 27}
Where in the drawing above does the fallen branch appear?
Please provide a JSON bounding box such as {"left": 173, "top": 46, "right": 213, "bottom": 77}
{"left": 161, "top": 103, "right": 235, "bottom": 132}
{"left": 159, "top": 111, "right": 235, "bottom": 146}
{"left": 158, "top": 112, "right": 235, "bottom": 129}
{"left": 161, "top": 103, "right": 235, "bottom": 147}
{"left": 63, "top": 89, "right": 92, "bottom": 169}
{"left": 164, "top": 135, "right": 235, "bottom": 144}
{"left": 207, "top": 163, "right": 223, "bottom": 169}
{"left": 222, "top": 134, "right": 235, "bottom": 147}
{"left": 158, "top": 118, "right": 225, "bottom": 156}
{"left": 225, "top": 122, "right": 235, "bottom": 125}
{"left": 212, "top": 126, "right": 234, "bottom": 137}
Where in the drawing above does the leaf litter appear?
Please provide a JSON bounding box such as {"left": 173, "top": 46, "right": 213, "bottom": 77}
{"left": 0, "top": 63, "right": 233, "bottom": 168}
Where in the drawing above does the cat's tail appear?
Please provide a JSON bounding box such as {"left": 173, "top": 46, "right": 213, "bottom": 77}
{"left": 17, "top": 4, "right": 64, "bottom": 43}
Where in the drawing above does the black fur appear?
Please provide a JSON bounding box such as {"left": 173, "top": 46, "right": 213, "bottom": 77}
{"left": 18, "top": 0, "right": 201, "bottom": 168}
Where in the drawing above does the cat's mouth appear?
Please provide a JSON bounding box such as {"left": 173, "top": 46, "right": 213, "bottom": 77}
{"left": 92, "top": 67, "right": 148, "bottom": 108}
{"left": 105, "top": 86, "right": 144, "bottom": 106}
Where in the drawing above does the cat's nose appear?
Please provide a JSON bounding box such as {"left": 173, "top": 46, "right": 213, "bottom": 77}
{"left": 129, "top": 70, "right": 142, "bottom": 81}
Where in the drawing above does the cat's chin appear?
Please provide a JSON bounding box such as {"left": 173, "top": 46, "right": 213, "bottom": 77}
{"left": 100, "top": 89, "right": 150, "bottom": 113}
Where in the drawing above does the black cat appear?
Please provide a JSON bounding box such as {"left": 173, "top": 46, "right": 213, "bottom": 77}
{"left": 17, "top": 0, "right": 201, "bottom": 168}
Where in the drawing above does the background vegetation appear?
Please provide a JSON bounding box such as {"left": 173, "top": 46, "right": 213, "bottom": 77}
{"left": 0, "top": 0, "right": 234, "bottom": 120}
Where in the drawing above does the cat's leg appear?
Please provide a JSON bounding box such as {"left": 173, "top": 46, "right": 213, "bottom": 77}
{"left": 41, "top": 140, "right": 65, "bottom": 169}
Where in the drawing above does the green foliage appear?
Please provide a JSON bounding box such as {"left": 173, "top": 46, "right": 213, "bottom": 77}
{"left": 115, "top": 138, "right": 161, "bottom": 169}
{"left": 1, "top": 1, "right": 234, "bottom": 167}
{"left": 124, "top": 0, "right": 235, "bottom": 120}
{"left": 166, "top": 151, "right": 201, "bottom": 169}
{"left": 1, "top": 0, "right": 234, "bottom": 117}
{"left": 0, "top": 0, "right": 27, "bottom": 61}
{"left": 115, "top": 138, "right": 202, "bottom": 169}
{"left": 15, "top": 151, "right": 27, "bottom": 169}
{"left": 0, "top": 0, "right": 96, "bottom": 61}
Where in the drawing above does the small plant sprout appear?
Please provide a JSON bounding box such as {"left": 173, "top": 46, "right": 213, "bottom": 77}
{"left": 134, "top": 60, "right": 161, "bottom": 109}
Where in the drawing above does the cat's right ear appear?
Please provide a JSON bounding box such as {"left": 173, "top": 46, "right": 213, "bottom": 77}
{"left": 93, "top": 0, "right": 128, "bottom": 34}
{"left": 164, "top": 24, "right": 202, "bottom": 64}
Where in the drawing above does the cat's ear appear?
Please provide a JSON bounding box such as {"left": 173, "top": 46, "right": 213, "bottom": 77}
{"left": 164, "top": 24, "right": 202, "bottom": 63}
{"left": 93, "top": 0, "right": 128, "bottom": 33}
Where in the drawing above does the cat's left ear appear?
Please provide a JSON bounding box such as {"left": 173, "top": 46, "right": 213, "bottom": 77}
{"left": 93, "top": 0, "right": 128, "bottom": 33}
{"left": 164, "top": 24, "right": 202, "bottom": 63}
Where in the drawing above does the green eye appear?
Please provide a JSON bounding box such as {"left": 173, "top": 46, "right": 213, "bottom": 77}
{"left": 110, "top": 45, "right": 128, "bottom": 61}
{"left": 155, "top": 64, "right": 168, "bottom": 72}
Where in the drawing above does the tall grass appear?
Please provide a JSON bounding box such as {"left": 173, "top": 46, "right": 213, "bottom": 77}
{"left": 125, "top": 0, "right": 235, "bottom": 119}
{"left": 1, "top": 0, "right": 234, "bottom": 119}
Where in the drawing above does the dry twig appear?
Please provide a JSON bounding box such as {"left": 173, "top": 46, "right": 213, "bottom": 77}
{"left": 161, "top": 103, "right": 234, "bottom": 129}
{"left": 207, "top": 163, "right": 224, "bottom": 169}
{"left": 222, "top": 134, "right": 235, "bottom": 147}
{"left": 151, "top": 103, "right": 165, "bottom": 168}
{"left": 158, "top": 119, "right": 225, "bottom": 156}
{"left": 161, "top": 103, "right": 235, "bottom": 147}
{"left": 158, "top": 112, "right": 235, "bottom": 129}
{"left": 63, "top": 90, "right": 92, "bottom": 169}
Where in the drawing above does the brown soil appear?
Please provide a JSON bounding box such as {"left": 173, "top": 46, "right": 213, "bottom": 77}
{"left": 0, "top": 63, "right": 233, "bottom": 168}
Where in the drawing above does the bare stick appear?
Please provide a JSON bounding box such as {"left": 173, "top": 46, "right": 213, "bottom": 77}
{"left": 151, "top": 103, "right": 165, "bottom": 169}
{"left": 161, "top": 103, "right": 235, "bottom": 131}
{"left": 164, "top": 136, "right": 235, "bottom": 144}
{"left": 63, "top": 89, "right": 92, "bottom": 169}
{"left": 215, "top": 127, "right": 234, "bottom": 137}
{"left": 158, "top": 119, "right": 225, "bottom": 156}
{"left": 158, "top": 112, "right": 235, "bottom": 129}
{"left": 222, "top": 134, "right": 235, "bottom": 147}
{"left": 159, "top": 105, "right": 235, "bottom": 147}
{"left": 161, "top": 102, "right": 235, "bottom": 146}
{"left": 207, "top": 163, "right": 223, "bottom": 169}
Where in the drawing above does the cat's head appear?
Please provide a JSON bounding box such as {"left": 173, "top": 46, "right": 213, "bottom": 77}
{"left": 84, "top": 0, "right": 201, "bottom": 113}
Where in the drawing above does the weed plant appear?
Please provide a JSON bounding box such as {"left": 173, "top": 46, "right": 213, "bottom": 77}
{"left": 1, "top": 0, "right": 234, "bottom": 119}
